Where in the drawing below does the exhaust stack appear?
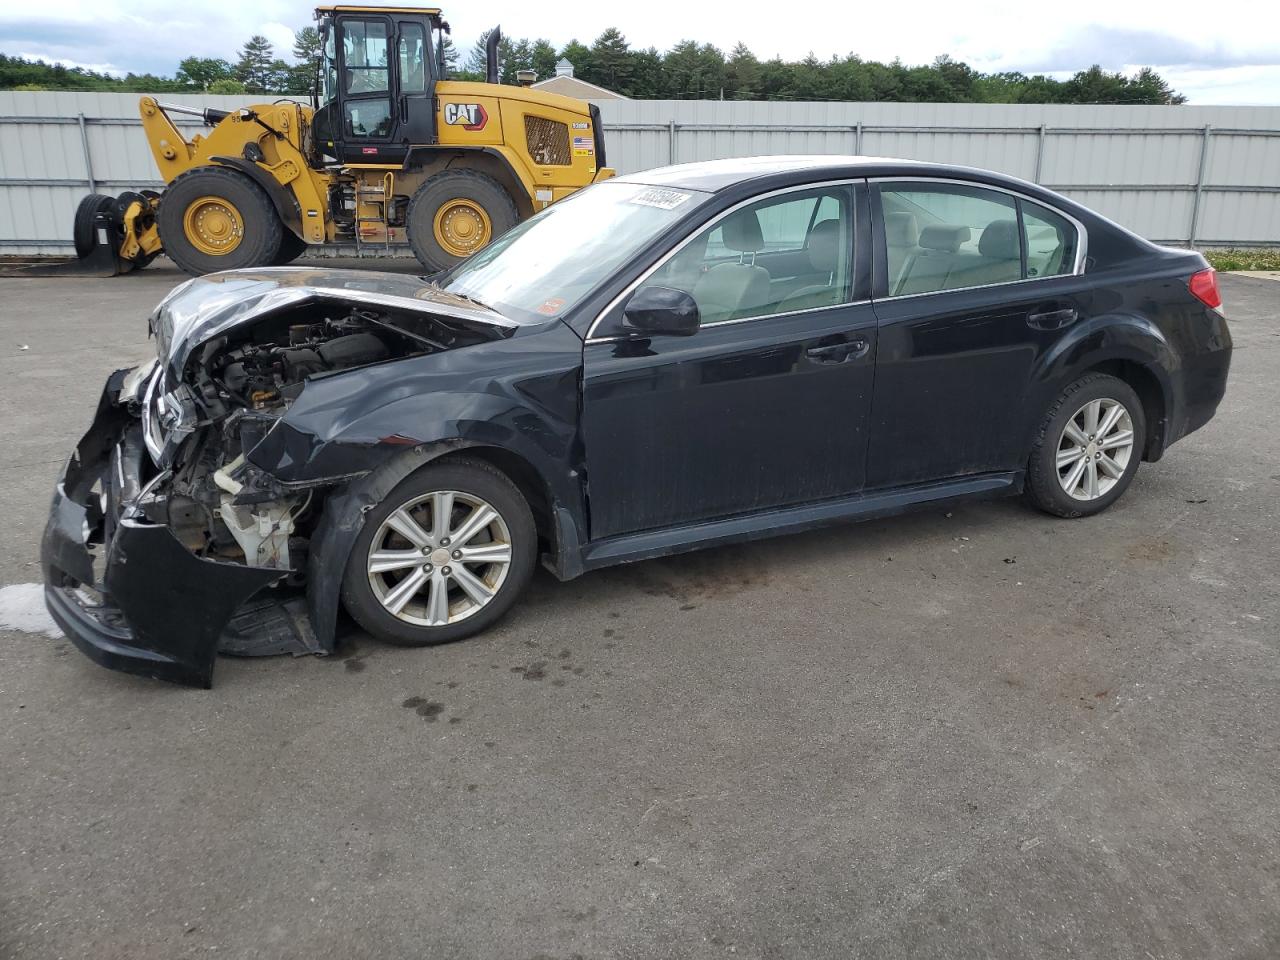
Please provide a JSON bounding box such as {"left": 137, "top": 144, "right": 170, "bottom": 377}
{"left": 485, "top": 26, "right": 501, "bottom": 84}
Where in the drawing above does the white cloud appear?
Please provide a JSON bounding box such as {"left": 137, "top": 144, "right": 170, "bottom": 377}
{"left": 17, "top": 51, "right": 124, "bottom": 76}
{"left": 261, "top": 21, "right": 298, "bottom": 58}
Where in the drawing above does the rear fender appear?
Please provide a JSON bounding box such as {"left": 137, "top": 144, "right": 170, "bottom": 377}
{"left": 1023, "top": 312, "right": 1176, "bottom": 457}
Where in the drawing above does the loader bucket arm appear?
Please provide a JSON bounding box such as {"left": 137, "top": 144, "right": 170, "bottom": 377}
{"left": 139, "top": 97, "right": 196, "bottom": 184}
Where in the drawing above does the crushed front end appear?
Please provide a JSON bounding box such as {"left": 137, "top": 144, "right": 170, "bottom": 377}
{"left": 42, "top": 268, "right": 513, "bottom": 687}
{"left": 41, "top": 366, "right": 301, "bottom": 687}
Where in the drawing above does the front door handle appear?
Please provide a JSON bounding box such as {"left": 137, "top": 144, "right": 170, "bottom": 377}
{"left": 1027, "top": 307, "right": 1079, "bottom": 331}
{"left": 806, "top": 338, "right": 869, "bottom": 363}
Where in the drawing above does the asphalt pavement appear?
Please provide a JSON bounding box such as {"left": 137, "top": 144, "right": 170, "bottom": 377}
{"left": 1, "top": 263, "right": 1277, "bottom": 959}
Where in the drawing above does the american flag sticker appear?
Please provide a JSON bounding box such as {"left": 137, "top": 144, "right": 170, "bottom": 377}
{"left": 572, "top": 135, "right": 593, "bottom": 155}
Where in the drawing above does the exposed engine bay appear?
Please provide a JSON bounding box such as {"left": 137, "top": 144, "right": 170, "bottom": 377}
{"left": 142, "top": 301, "right": 490, "bottom": 575}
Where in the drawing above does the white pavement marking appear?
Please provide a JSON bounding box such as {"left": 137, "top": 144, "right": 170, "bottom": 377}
{"left": 0, "top": 583, "right": 63, "bottom": 638}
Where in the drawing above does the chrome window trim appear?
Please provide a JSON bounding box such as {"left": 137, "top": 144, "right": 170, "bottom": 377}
{"left": 585, "top": 178, "right": 863, "bottom": 344}
{"left": 870, "top": 176, "right": 1089, "bottom": 300}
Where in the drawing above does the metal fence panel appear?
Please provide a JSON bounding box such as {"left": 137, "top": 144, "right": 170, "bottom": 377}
{"left": 2, "top": 91, "right": 1279, "bottom": 253}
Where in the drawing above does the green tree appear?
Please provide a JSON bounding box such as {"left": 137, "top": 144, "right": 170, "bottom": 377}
{"left": 587, "top": 27, "right": 633, "bottom": 93}
{"left": 440, "top": 33, "right": 460, "bottom": 74}
{"left": 725, "top": 43, "right": 761, "bottom": 99}
{"left": 466, "top": 28, "right": 498, "bottom": 76}
{"left": 209, "top": 77, "right": 247, "bottom": 94}
{"left": 663, "top": 41, "right": 725, "bottom": 99}
{"left": 175, "top": 56, "right": 232, "bottom": 90}
{"left": 628, "top": 46, "right": 665, "bottom": 98}
{"left": 289, "top": 26, "right": 322, "bottom": 93}
{"left": 529, "top": 39, "right": 558, "bottom": 82}
{"left": 234, "top": 35, "right": 277, "bottom": 93}
{"left": 558, "top": 40, "right": 592, "bottom": 79}
{"left": 500, "top": 37, "right": 532, "bottom": 84}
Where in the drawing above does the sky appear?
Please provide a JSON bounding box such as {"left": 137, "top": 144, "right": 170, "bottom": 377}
{"left": 4, "top": 0, "right": 1280, "bottom": 104}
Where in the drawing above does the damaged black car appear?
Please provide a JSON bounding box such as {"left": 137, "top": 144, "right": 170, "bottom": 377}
{"left": 44, "top": 157, "right": 1232, "bottom": 686}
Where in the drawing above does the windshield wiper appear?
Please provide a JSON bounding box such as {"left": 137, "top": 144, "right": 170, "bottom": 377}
{"left": 428, "top": 280, "right": 494, "bottom": 313}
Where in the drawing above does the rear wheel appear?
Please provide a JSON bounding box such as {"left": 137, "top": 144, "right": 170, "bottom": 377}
{"left": 1026, "top": 373, "right": 1145, "bottom": 518}
{"left": 406, "top": 170, "right": 519, "bottom": 273}
{"left": 157, "top": 166, "right": 282, "bottom": 275}
{"left": 341, "top": 458, "right": 536, "bottom": 648}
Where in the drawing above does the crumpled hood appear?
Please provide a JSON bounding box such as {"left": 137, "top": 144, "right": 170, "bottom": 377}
{"left": 150, "top": 266, "right": 519, "bottom": 384}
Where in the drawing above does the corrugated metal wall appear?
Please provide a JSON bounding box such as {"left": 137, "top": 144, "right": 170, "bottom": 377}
{"left": 3, "top": 91, "right": 1279, "bottom": 254}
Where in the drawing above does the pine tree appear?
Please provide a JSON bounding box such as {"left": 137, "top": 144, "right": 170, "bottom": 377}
{"left": 439, "top": 34, "right": 460, "bottom": 74}
{"left": 588, "top": 28, "right": 632, "bottom": 93}
{"left": 234, "top": 35, "right": 276, "bottom": 93}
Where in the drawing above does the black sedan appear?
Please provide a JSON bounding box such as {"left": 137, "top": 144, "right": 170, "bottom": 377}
{"left": 42, "top": 156, "right": 1232, "bottom": 686}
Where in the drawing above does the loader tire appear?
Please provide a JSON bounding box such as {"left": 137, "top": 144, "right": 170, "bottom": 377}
{"left": 272, "top": 230, "right": 309, "bottom": 265}
{"left": 406, "top": 170, "right": 519, "bottom": 274}
{"left": 157, "top": 167, "right": 282, "bottom": 275}
{"left": 73, "top": 194, "right": 117, "bottom": 258}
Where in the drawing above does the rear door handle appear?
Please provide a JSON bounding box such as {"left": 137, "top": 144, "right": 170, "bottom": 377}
{"left": 798, "top": 343, "right": 870, "bottom": 363}
{"left": 805, "top": 338, "right": 868, "bottom": 363}
{"left": 1027, "top": 307, "right": 1078, "bottom": 330}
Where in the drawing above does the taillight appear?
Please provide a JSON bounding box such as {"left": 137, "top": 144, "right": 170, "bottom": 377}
{"left": 1189, "top": 268, "right": 1222, "bottom": 311}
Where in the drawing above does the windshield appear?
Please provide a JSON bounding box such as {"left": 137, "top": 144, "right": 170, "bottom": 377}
{"left": 438, "top": 181, "right": 712, "bottom": 323}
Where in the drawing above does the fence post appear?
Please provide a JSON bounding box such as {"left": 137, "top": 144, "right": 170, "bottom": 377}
{"left": 1189, "top": 123, "right": 1212, "bottom": 248}
{"left": 855, "top": 121, "right": 863, "bottom": 155}
{"left": 1034, "top": 124, "right": 1047, "bottom": 183}
{"left": 77, "top": 113, "right": 96, "bottom": 194}
{"left": 668, "top": 119, "right": 676, "bottom": 165}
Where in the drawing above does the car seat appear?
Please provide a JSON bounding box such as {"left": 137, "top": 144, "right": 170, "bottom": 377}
{"left": 692, "top": 210, "right": 771, "bottom": 323}
{"left": 777, "top": 219, "right": 845, "bottom": 312}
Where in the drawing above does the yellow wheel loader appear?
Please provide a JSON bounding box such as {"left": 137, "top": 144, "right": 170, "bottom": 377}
{"left": 80, "top": 5, "right": 614, "bottom": 276}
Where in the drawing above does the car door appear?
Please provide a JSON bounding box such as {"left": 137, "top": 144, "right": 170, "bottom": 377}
{"left": 866, "top": 179, "right": 1089, "bottom": 488}
{"left": 581, "top": 181, "right": 878, "bottom": 540}
{"left": 335, "top": 15, "right": 402, "bottom": 164}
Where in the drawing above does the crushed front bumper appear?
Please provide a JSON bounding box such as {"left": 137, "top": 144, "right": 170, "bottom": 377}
{"left": 41, "top": 371, "right": 290, "bottom": 688}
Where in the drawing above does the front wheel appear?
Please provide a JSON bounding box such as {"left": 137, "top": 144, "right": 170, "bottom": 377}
{"left": 157, "top": 166, "right": 283, "bottom": 275}
{"left": 1026, "top": 373, "right": 1146, "bottom": 518}
{"left": 340, "top": 458, "right": 536, "bottom": 647}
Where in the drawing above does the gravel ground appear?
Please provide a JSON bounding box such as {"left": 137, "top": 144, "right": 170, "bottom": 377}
{"left": 1, "top": 263, "right": 1276, "bottom": 960}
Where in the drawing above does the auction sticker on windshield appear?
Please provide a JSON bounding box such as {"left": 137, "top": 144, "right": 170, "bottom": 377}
{"left": 629, "top": 188, "right": 693, "bottom": 210}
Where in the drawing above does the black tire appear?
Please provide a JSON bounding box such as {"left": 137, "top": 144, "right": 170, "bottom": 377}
{"left": 73, "top": 193, "right": 116, "bottom": 258}
{"left": 157, "top": 166, "right": 282, "bottom": 275}
{"left": 272, "top": 230, "right": 309, "bottom": 265}
{"left": 1026, "top": 373, "right": 1146, "bottom": 518}
{"left": 406, "top": 170, "right": 519, "bottom": 273}
{"left": 340, "top": 458, "right": 537, "bottom": 648}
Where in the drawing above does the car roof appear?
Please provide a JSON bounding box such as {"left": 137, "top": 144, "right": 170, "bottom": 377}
{"left": 612, "top": 155, "right": 1032, "bottom": 195}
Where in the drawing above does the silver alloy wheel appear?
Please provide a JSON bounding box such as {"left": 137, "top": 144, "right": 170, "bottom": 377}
{"left": 1056, "top": 397, "right": 1136, "bottom": 501}
{"left": 366, "top": 489, "right": 514, "bottom": 626}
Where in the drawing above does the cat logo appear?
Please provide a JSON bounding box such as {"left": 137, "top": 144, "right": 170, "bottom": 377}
{"left": 443, "top": 103, "right": 488, "bottom": 131}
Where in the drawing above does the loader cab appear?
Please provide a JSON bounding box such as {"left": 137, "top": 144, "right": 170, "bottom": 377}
{"left": 312, "top": 5, "right": 443, "bottom": 165}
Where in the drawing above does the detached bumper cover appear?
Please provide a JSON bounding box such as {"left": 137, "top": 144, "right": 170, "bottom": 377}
{"left": 41, "top": 373, "right": 285, "bottom": 688}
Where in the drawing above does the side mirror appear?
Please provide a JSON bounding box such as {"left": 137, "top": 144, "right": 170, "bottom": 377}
{"left": 622, "top": 286, "right": 700, "bottom": 337}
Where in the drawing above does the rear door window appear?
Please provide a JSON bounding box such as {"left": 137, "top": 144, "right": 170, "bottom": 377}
{"left": 1022, "top": 201, "right": 1078, "bottom": 278}
{"left": 878, "top": 183, "right": 1020, "bottom": 295}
